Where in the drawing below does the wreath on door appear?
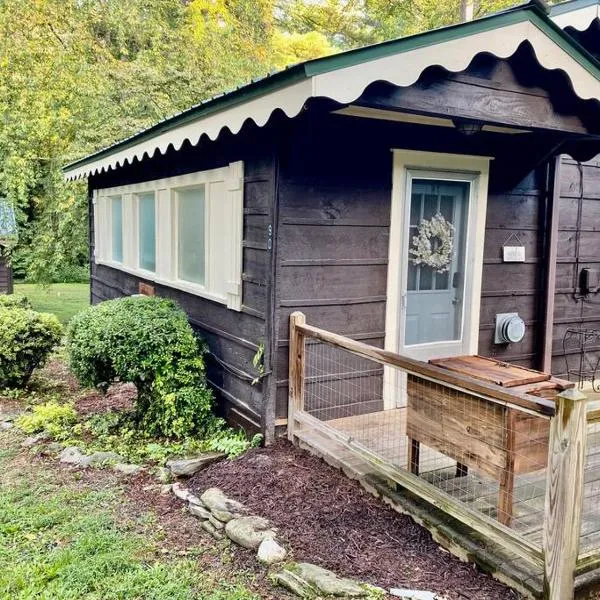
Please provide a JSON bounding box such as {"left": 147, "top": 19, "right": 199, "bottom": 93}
{"left": 409, "top": 213, "right": 454, "bottom": 273}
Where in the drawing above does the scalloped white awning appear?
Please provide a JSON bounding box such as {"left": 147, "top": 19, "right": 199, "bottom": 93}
{"left": 551, "top": 0, "right": 600, "bottom": 31}
{"left": 64, "top": 5, "right": 600, "bottom": 181}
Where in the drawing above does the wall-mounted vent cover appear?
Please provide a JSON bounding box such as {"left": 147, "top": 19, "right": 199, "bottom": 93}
{"left": 495, "top": 313, "right": 525, "bottom": 344}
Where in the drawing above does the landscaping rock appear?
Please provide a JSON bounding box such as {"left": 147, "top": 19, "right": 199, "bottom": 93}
{"left": 172, "top": 482, "right": 192, "bottom": 502}
{"left": 186, "top": 493, "right": 203, "bottom": 507}
{"left": 83, "top": 451, "right": 124, "bottom": 467}
{"left": 208, "top": 515, "right": 225, "bottom": 530}
{"left": 200, "top": 488, "right": 246, "bottom": 522}
{"left": 202, "top": 520, "right": 224, "bottom": 540}
{"left": 274, "top": 570, "right": 316, "bottom": 599}
{"left": 294, "top": 563, "right": 367, "bottom": 597}
{"left": 43, "top": 442, "right": 64, "bottom": 455}
{"left": 257, "top": 538, "right": 287, "bottom": 565}
{"left": 188, "top": 504, "right": 211, "bottom": 520}
{"left": 390, "top": 591, "right": 437, "bottom": 600}
{"left": 0, "top": 421, "right": 14, "bottom": 431}
{"left": 21, "top": 432, "right": 50, "bottom": 448}
{"left": 114, "top": 463, "right": 142, "bottom": 475}
{"left": 224, "top": 516, "right": 276, "bottom": 550}
{"left": 166, "top": 453, "right": 225, "bottom": 477}
{"left": 59, "top": 446, "right": 87, "bottom": 465}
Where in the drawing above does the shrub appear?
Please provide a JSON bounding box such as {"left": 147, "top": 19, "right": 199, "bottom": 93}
{"left": 67, "top": 296, "right": 214, "bottom": 438}
{"left": 16, "top": 401, "right": 77, "bottom": 437}
{"left": 0, "top": 306, "right": 63, "bottom": 388}
{"left": 0, "top": 293, "right": 32, "bottom": 309}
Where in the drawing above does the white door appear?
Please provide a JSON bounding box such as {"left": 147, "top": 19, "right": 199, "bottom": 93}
{"left": 402, "top": 178, "right": 469, "bottom": 361}
{"left": 384, "top": 150, "right": 490, "bottom": 409}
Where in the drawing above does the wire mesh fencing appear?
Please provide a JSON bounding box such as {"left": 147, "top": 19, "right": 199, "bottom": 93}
{"left": 301, "top": 337, "right": 551, "bottom": 541}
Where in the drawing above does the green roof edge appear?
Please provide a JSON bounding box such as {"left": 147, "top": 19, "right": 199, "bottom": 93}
{"left": 63, "top": 0, "right": 600, "bottom": 174}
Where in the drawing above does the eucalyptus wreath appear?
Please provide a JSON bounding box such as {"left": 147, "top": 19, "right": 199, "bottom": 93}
{"left": 409, "top": 213, "right": 455, "bottom": 273}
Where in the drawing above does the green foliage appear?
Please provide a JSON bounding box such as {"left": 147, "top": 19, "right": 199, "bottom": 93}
{"left": 0, "top": 293, "right": 31, "bottom": 309}
{"left": 0, "top": 443, "right": 260, "bottom": 599}
{"left": 16, "top": 401, "right": 77, "bottom": 437}
{"left": 0, "top": 306, "right": 62, "bottom": 389}
{"left": 67, "top": 296, "right": 215, "bottom": 438}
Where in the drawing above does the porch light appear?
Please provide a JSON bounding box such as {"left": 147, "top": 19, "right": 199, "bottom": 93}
{"left": 453, "top": 119, "right": 483, "bottom": 136}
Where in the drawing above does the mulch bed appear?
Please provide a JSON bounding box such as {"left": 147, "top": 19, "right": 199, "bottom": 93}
{"left": 190, "top": 441, "right": 521, "bottom": 600}
{"left": 75, "top": 383, "right": 136, "bottom": 417}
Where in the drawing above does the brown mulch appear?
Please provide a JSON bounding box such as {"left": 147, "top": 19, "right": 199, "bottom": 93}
{"left": 190, "top": 442, "right": 521, "bottom": 600}
{"left": 75, "top": 383, "right": 136, "bottom": 417}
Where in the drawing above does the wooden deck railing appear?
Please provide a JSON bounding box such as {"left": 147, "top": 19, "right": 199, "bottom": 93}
{"left": 287, "top": 311, "right": 591, "bottom": 600}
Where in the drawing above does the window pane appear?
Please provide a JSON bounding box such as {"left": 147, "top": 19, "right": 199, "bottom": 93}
{"left": 111, "top": 196, "right": 123, "bottom": 263}
{"left": 138, "top": 192, "right": 156, "bottom": 272}
{"left": 177, "top": 187, "right": 205, "bottom": 285}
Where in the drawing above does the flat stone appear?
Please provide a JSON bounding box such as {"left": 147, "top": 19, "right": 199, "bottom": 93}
{"left": 114, "top": 463, "right": 142, "bottom": 475}
{"left": 189, "top": 504, "right": 211, "bottom": 520}
{"left": 257, "top": 538, "right": 287, "bottom": 565}
{"left": 200, "top": 488, "right": 246, "bottom": 522}
{"left": 166, "top": 453, "right": 225, "bottom": 477}
{"left": 0, "top": 421, "right": 14, "bottom": 431}
{"left": 225, "top": 516, "right": 276, "bottom": 550}
{"left": 294, "top": 563, "right": 367, "bottom": 597}
{"left": 21, "top": 432, "right": 50, "bottom": 447}
{"left": 274, "top": 570, "right": 316, "bottom": 598}
{"left": 59, "top": 446, "right": 87, "bottom": 465}
{"left": 172, "top": 482, "right": 192, "bottom": 502}
{"left": 208, "top": 515, "right": 224, "bottom": 530}
{"left": 42, "top": 442, "right": 64, "bottom": 455}
{"left": 187, "top": 493, "right": 203, "bottom": 507}
{"left": 202, "top": 520, "right": 224, "bottom": 540}
{"left": 83, "top": 451, "right": 124, "bottom": 467}
{"left": 390, "top": 591, "right": 437, "bottom": 600}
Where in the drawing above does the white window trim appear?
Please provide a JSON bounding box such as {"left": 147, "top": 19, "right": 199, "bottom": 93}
{"left": 93, "top": 162, "right": 244, "bottom": 311}
{"left": 383, "top": 149, "right": 491, "bottom": 408}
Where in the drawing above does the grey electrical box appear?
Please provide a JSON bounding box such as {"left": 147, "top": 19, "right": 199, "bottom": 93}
{"left": 495, "top": 313, "right": 526, "bottom": 344}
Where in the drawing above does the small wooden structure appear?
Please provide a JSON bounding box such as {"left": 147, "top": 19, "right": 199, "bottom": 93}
{"left": 0, "top": 249, "right": 13, "bottom": 294}
{"left": 406, "top": 356, "right": 573, "bottom": 525}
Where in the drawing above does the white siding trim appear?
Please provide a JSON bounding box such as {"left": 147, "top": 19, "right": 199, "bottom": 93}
{"left": 95, "top": 162, "right": 244, "bottom": 311}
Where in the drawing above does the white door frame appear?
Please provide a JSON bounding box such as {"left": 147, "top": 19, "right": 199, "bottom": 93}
{"left": 383, "top": 149, "right": 491, "bottom": 409}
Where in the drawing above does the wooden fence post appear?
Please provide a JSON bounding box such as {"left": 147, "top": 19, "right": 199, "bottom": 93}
{"left": 288, "top": 311, "right": 306, "bottom": 442}
{"left": 543, "top": 388, "right": 587, "bottom": 600}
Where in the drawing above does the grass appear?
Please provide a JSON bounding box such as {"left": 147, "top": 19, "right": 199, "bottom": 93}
{"left": 0, "top": 430, "right": 260, "bottom": 600}
{"left": 13, "top": 283, "right": 90, "bottom": 324}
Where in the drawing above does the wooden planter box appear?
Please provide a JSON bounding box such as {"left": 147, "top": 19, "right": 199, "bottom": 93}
{"left": 406, "top": 355, "right": 573, "bottom": 526}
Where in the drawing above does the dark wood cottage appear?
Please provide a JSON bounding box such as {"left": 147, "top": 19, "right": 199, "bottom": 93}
{"left": 64, "top": 1, "right": 600, "bottom": 440}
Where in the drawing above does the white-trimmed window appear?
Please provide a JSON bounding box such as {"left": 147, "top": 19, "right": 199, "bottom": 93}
{"left": 111, "top": 196, "right": 123, "bottom": 263}
{"left": 93, "top": 162, "right": 244, "bottom": 311}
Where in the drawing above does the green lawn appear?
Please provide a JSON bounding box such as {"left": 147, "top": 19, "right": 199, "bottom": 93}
{"left": 0, "top": 430, "right": 260, "bottom": 600}
{"left": 14, "top": 283, "right": 90, "bottom": 324}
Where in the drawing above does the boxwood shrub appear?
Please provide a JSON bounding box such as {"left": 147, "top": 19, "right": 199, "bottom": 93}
{"left": 0, "top": 293, "right": 32, "bottom": 309}
{"left": 67, "top": 296, "right": 215, "bottom": 438}
{"left": 0, "top": 303, "right": 63, "bottom": 388}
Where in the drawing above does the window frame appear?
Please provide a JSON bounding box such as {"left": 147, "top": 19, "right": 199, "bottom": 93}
{"left": 93, "top": 162, "right": 244, "bottom": 311}
{"left": 135, "top": 190, "right": 157, "bottom": 276}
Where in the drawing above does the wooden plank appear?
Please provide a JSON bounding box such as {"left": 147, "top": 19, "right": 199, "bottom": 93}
{"left": 287, "top": 312, "right": 306, "bottom": 442}
{"left": 296, "top": 322, "right": 555, "bottom": 417}
{"left": 543, "top": 388, "right": 588, "bottom": 600}
{"left": 430, "top": 355, "right": 550, "bottom": 387}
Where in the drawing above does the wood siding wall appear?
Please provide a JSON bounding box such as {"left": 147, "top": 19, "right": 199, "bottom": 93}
{"left": 272, "top": 113, "right": 553, "bottom": 422}
{"left": 89, "top": 124, "right": 277, "bottom": 433}
{"left": 551, "top": 156, "right": 600, "bottom": 378}
{"left": 0, "top": 250, "right": 12, "bottom": 294}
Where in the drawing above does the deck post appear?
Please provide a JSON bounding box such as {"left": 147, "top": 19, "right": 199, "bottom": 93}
{"left": 543, "top": 388, "right": 587, "bottom": 600}
{"left": 287, "top": 311, "right": 306, "bottom": 442}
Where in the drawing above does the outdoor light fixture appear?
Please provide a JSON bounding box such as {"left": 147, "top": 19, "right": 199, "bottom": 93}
{"left": 453, "top": 119, "right": 484, "bottom": 136}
